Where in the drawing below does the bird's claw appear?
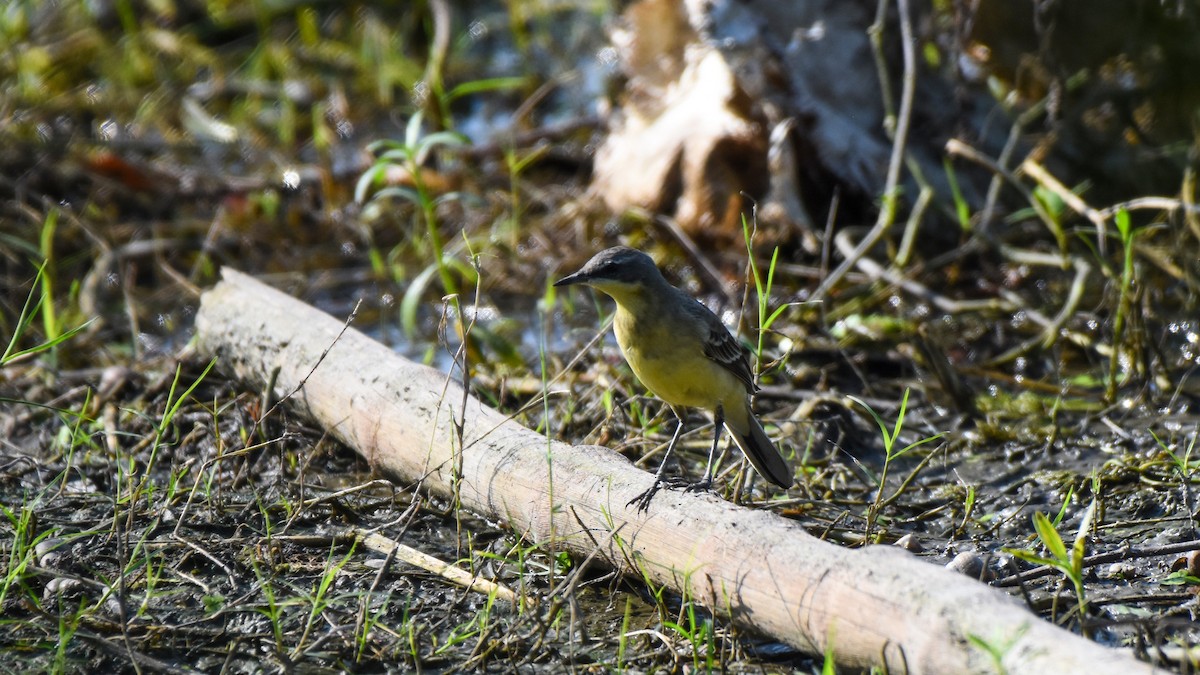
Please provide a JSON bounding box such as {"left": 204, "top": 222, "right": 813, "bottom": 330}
{"left": 627, "top": 482, "right": 663, "bottom": 513}
{"left": 628, "top": 476, "right": 706, "bottom": 512}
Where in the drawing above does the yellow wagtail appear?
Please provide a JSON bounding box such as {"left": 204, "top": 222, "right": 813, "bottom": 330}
{"left": 555, "top": 246, "right": 793, "bottom": 510}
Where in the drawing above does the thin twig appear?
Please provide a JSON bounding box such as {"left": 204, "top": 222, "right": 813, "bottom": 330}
{"left": 986, "top": 257, "right": 1093, "bottom": 365}
{"left": 351, "top": 527, "right": 523, "bottom": 607}
{"left": 811, "top": 0, "right": 916, "bottom": 301}
{"left": 946, "top": 138, "right": 1060, "bottom": 236}
{"left": 832, "top": 226, "right": 1014, "bottom": 314}
{"left": 1021, "top": 158, "right": 1108, "bottom": 252}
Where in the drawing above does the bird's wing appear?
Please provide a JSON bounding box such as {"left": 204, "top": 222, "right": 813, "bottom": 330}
{"left": 702, "top": 320, "right": 758, "bottom": 393}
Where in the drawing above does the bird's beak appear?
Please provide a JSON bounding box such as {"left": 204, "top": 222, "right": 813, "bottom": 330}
{"left": 553, "top": 268, "right": 589, "bottom": 287}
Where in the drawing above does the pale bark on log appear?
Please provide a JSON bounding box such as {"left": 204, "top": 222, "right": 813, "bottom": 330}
{"left": 194, "top": 268, "right": 1157, "bottom": 674}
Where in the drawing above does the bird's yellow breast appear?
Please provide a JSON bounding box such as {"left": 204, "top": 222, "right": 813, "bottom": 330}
{"left": 613, "top": 305, "right": 744, "bottom": 411}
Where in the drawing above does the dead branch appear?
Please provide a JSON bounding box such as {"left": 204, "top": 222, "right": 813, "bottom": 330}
{"left": 194, "top": 267, "right": 1155, "bottom": 674}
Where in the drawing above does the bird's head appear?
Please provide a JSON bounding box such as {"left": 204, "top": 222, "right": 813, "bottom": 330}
{"left": 553, "top": 246, "right": 664, "bottom": 303}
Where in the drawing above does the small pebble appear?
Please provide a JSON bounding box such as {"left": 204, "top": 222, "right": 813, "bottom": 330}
{"left": 894, "top": 534, "right": 923, "bottom": 553}
{"left": 946, "top": 551, "right": 992, "bottom": 581}
{"left": 35, "top": 537, "right": 65, "bottom": 567}
{"left": 1102, "top": 562, "right": 1138, "bottom": 579}
{"left": 44, "top": 577, "right": 84, "bottom": 599}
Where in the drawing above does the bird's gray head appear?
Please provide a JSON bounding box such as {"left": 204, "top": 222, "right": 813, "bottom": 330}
{"left": 553, "top": 246, "right": 664, "bottom": 289}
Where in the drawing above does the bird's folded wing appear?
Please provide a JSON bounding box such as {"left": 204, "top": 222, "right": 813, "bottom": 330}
{"left": 702, "top": 324, "right": 757, "bottom": 393}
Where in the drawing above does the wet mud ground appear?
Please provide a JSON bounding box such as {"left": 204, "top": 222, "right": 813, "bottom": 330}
{"left": 3, "top": 1, "right": 1200, "bottom": 673}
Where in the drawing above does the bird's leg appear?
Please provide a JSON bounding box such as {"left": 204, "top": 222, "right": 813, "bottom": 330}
{"left": 686, "top": 405, "right": 724, "bottom": 493}
{"left": 628, "top": 407, "right": 687, "bottom": 512}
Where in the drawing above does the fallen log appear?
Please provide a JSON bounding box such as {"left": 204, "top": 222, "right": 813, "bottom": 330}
{"left": 194, "top": 268, "right": 1154, "bottom": 674}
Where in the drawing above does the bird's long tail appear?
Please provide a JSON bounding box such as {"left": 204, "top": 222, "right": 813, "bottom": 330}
{"left": 727, "top": 406, "right": 793, "bottom": 488}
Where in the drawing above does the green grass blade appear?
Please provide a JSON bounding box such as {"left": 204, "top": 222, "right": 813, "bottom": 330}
{"left": 1031, "top": 512, "right": 1068, "bottom": 563}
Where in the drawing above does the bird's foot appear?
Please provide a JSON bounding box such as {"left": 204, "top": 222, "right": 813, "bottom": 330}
{"left": 628, "top": 476, "right": 701, "bottom": 512}
{"left": 627, "top": 480, "right": 664, "bottom": 513}
{"left": 683, "top": 476, "right": 713, "bottom": 494}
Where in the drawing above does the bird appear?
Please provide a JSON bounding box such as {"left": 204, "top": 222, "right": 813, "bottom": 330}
{"left": 554, "top": 246, "right": 793, "bottom": 511}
